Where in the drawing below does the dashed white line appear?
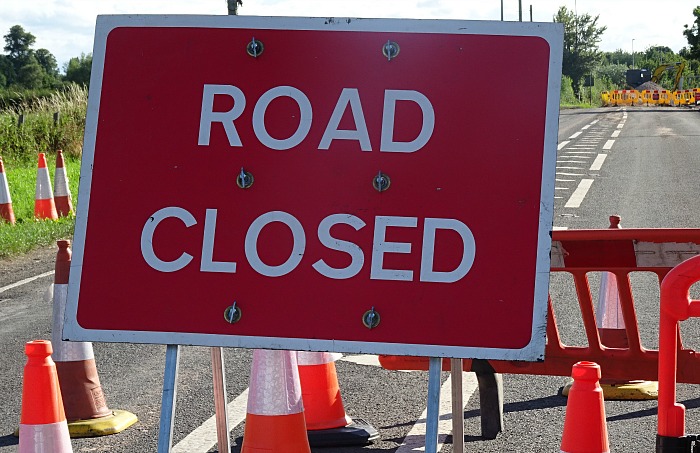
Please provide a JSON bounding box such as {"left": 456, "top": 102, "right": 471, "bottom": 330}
{"left": 564, "top": 151, "right": 596, "bottom": 154}
{"left": 603, "top": 140, "right": 615, "bottom": 150}
{"left": 581, "top": 124, "right": 591, "bottom": 130}
{"left": 553, "top": 226, "right": 569, "bottom": 230}
{"left": 569, "top": 131, "right": 582, "bottom": 139}
{"left": 564, "top": 179, "right": 594, "bottom": 208}
{"left": 617, "top": 123, "right": 625, "bottom": 129}
{"left": 589, "top": 154, "right": 607, "bottom": 171}
{"left": 557, "top": 172, "right": 585, "bottom": 176}
{"left": 557, "top": 140, "right": 570, "bottom": 150}
{"left": 611, "top": 130, "right": 621, "bottom": 138}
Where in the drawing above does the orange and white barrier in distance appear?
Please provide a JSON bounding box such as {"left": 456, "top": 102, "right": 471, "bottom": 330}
{"left": 241, "top": 349, "right": 311, "bottom": 453}
{"left": 0, "top": 157, "right": 15, "bottom": 224}
{"left": 53, "top": 150, "right": 73, "bottom": 217}
{"left": 297, "top": 351, "right": 379, "bottom": 446}
{"left": 560, "top": 362, "right": 609, "bottom": 453}
{"left": 18, "top": 340, "right": 74, "bottom": 453}
{"left": 51, "top": 240, "right": 138, "bottom": 436}
{"left": 34, "top": 153, "right": 58, "bottom": 220}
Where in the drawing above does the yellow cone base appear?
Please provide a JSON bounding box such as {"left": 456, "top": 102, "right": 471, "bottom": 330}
{"left": 562, "top": 379, "right": 658, "bottom": 400}
{"left": 67, "top": 410, "right": 138, "bottom": 438}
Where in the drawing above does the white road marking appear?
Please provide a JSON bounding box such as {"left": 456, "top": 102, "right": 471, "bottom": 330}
{"left": 555, "top": 187, "right": 570, "bottom": 190}
{"left": 589, "top": 154, "right": 607, "bottom": 171}
{"left": 582, "top": 124, "right": 591, "bottom": 130}
{"left": 395, "top": 373, "right": 479, "bottom": 453}
{"left": 565, "top": 179, "right": 594, "bottom": 208}
{"left": 566, "top": 147, "right": 595, "bottom": 150}
{"left": 603, "top": 140, "right": 615, "bottom": 150}
{"left": 617, "top": 123, "right": 625, "bottom": 128}
{"left": 569, "top": 131, "right": 582, "bottom": 139}
{"left": 564, "top": 151, "right": 596, "bottom": 154}
{"left": 557, "top": 140, "right": 570, "bottom": 150}
{"left": 556, "top": 178, "right": 576, "bottom": 182}
{"left": 611, "top": 130, "right": 621, "bottom": 138}
{"left": 0, "top": 271, "right": 55, "bottom": 294}
{"left": 557, "top": 160, "right": 589, "bottom": 164}
{"left": 553, "top": 226, "right": 569, "bottom": 230}
{"left": 557, "top": 172, "right": 585, "bottom": 176}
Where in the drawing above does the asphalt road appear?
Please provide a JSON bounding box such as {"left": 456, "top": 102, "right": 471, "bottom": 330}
{"left": 2, "top": 105, "right": 700, "bottom": 452}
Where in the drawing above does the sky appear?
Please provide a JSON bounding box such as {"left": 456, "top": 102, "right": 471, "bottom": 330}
{"left": 0, "top": 0, "right": 697, "bottom": 70}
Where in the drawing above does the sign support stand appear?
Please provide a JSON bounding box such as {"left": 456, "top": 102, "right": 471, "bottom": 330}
{"left": 158, "top": 344, "right": 180, "bottom": 453}
{"left": 211, "top": 346, "right": 231, "bottom": 452}
{"left": 451, "top": 358, "right": 465, "bottom": 453}
{"left": 425, "top": 357, "right": 441, "bottom": 453}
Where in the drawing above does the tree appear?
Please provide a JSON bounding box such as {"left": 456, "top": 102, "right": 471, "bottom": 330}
{"left": 64, "top": 53, "right": 92, "bottom": 86}
{"left": 683, "top": 7, "right": 700, "bottom": 60}
{"left": 3, "top": 25, "right": 35, "bottom": 62}
{"left": 554, "top": 6, "right": 607, "bottom": 95}
{"left": 35, "top": 48, "right": 58, "bottom": 77}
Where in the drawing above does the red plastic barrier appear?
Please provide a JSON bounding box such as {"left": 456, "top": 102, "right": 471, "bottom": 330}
{"left": 656, "top": 254, "right": 700, "bottom": 450}
{"left": 379, "top": 227, "right": 700, "bottom": 384}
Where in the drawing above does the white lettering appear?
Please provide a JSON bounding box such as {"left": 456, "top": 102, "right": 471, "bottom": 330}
{"left": 141, "top": 207, "right": 196, "bottom": 272}
{"left": 420, "top": 218, "right": 475, "bottom": 283}
{"left": 380, "top": 90, "right": 435, "bottom": 153}
{"left": 252, "top": 86, "right": 312, "bottom": 150}
{"left": 318, "top": 88, "right": 371, "bottom": 151}
{"left": 245, "top": 211, "right": 306, "bottom": 276}
{"left": 313, "top": 214, "right": 366, "bottom": 279}
{"left": 370, "top": 216, "right": 417, "bottom": 281}
{"left": 198, "top": 84, "right": 246, "bottom": 146}
{"left": 201, "top": 209, "right": 237, "bottom": 273}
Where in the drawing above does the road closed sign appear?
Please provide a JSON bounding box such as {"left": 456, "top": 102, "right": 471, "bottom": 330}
{"left": 64, "top": 15, "right": 563, "bottom": 360}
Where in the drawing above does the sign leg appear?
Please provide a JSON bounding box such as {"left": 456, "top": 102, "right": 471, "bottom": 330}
{"left": 211, "top": 346, "right": 231, "bottom": 453}
{"left": 425, "top": 357, "right": 442, "bottom": 453}
{"left": 158, "top": 344, "right": 180, "bottom": 453}
{"left": 451, "top": 358, "right": 465, "bottom": 453}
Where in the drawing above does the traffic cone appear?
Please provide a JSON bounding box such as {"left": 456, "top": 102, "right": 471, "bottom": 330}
{"left": 34, "top": 153, "right": 58, "bottom": 220}
{"left": 53, "top": 150, "right": 73, "bottom": 217}
{"left": 0, "top": 157, "right": 16, "bottom": 224}
{"left": 595, "top": 215, "right": 657, "bottom": 400}
{"left": 241, "top": 349, "right": 311, "bottom": 453}
{"left": 297, "top": 351, "right": 379, "bottom": 446}
{"left": 51, "top": 240, "right": 138, "bottom": 437}
{"left": 560, "top": 361, "right": 609, "bottom": 453}
{"left": 18, "top": 340, "right": 73, "bottom": 453}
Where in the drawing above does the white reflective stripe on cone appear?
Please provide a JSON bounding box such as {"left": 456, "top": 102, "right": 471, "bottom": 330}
{"left": 0, "top": 173, "right": 11, "bottom": 204}
{"left": 51, "top": 284, "right": 94, "bottom": 362}
{"left": 35, "top": 167, "right": 53, "bottom": 199}
{"left": 19, "top": 422, "right": 73, "bottom": 453}
{"left": 54, "top": 167, "right": 70, "bottom": 197}
{"left": 596, "top": 272, "right": 624, "bottom": 329}
{"left": 297, "top": 351, "right": 342, "bottom": 366}
{"left": 247, "top": 349, "right": 303, "bottom": 416}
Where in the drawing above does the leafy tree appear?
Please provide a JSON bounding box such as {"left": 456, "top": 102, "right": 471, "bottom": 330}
{"left": 554, "top": 6, "right": 607, "bottom": 95}
{"left": 3, "top": 25, "right": 35, "bottom": 62}
{"left": 64, "top": 53, "right": 92, "bottom": 86}
{"left": 17, "top": 57, "right": 44, "bottom": 89}
{"left": 35, "top": 48, "right": 58, "bottom": 77}
{"left": 683, "top": 7, "right": 700, "bottom": 60}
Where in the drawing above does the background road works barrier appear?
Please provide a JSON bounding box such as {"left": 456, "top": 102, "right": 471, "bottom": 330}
{"left": 379, "top": 227, "right": 700, "bottom": 435}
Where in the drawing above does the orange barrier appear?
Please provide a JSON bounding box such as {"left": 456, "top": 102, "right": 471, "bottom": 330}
{"left": 0, "top": 157, "right": 15, "bottom": 224}
{"left": 560, "top": 362, "right": 609, "bottom": 453}
{"left": 379, "top": 226, "right": 700, "bottom": 384}
{"left": 656, "top": 254, "right": 700, "bottom": 451}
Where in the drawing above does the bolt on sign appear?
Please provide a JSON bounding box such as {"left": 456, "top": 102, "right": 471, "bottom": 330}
{"left": 64, "top": 15, "right": 563, "bottom": 360}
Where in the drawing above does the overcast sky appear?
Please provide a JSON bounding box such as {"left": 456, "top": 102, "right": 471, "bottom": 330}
{"left": 0, "top": 0, "right": 697, "bottom": 69}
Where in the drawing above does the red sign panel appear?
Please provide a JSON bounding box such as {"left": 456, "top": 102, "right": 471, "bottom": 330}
{"left": 64, "top": 16, "right": 562, "bottom": 360}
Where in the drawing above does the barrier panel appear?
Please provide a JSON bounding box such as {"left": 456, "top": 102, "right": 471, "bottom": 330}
{"left": 657, "top": 254, "right": 700, "bottom": 452}
{"left": 600, "top": 91, "right": 610, "bottom": 106}
{"left": 658, "top": 90, "right": 671, "bottom": 106}
{"left": 674, "top": 90, "right": 694, "bottom": 106}
{"left": 379, "top": 227, "right": 700, "bottom": 385}
{"left": 693, "top": 88, "right": 700, "bottom": 105}
{"left": 641, "top": 90, "right": 657, "bottom": 106}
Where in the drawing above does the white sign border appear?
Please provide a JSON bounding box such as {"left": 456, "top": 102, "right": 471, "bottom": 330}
{"left": 65, "top": 14, "right": 562, "bottom": 361}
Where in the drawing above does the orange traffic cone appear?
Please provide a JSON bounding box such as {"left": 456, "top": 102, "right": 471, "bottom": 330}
{"left": 241, "top": 349, "right": 311, "bottom": 453}
{"left": 51, "top": 240, "right": 138, "bottom": 436}
{"left": 34, "top": 153, "right": 58, "bottom": 220}
{"left": 0, "top": 157, "right": 15, "bottom": 224}
{"left": 595, "top": 215, "right": 657, "bottom": 400}
{"left": 560, "top": 361, "right": 609, "bottom": 453}
{"left": 53, "top": 150, "right": 73, "bottom": 217}
{"left": 297, "top": 351, "right": 379, "bottom": 446}
{"left": 18, "top": 340, "right": 73, "bottom": 453}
